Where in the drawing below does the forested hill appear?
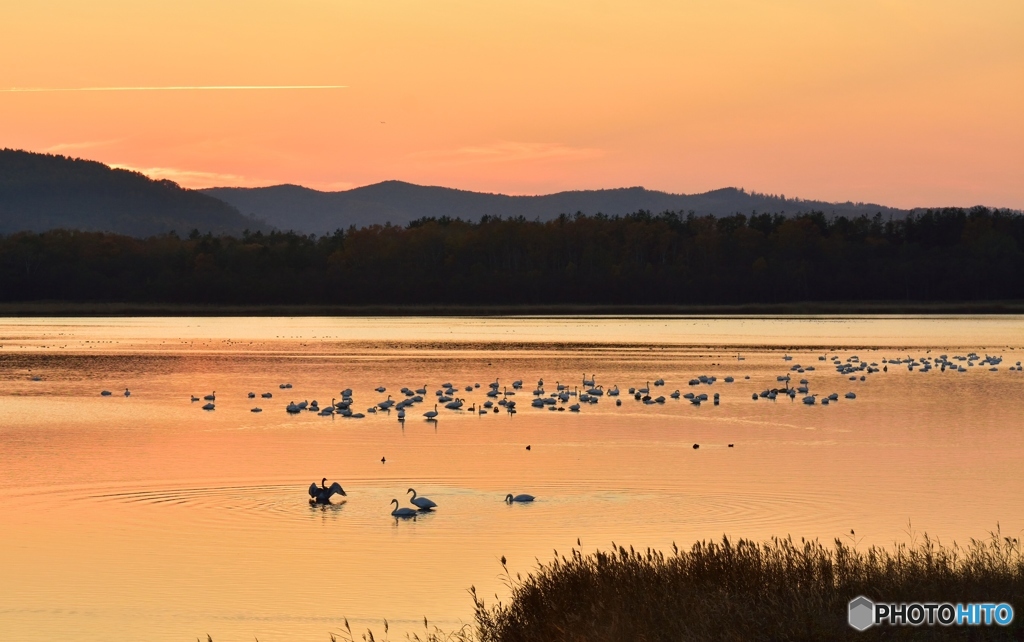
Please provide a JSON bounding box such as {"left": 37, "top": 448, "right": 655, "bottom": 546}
{"left": 1, "top": 208, "right": 1021, "bottom": 306}
{"left": 0, "top": 149, "right": 264, "bottom": 237}
{"left": 203, "top": 181, "right": 908, "bottom": 235}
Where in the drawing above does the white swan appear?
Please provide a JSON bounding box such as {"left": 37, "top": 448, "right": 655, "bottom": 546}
{"left": 505, "top": 493, "right": 535, "bottom": 503}
{"left": 102, "top": 390, "right": 113, "bottom": 396}
{"left": 407, "top": 488, "right": 437, "bottom": 510}
{"left": 391, "top": 499, "right": 418, "bottom": 518}
{"left": 124, "top": 388, "right": 131, "bottom": 397}
{"left": 423, "top": 404, "right": 439, "bottom": 420}
{"left": 203, "top": 391, "right": 216, "bottom": 401}
{"left": 397, "top": 409, "right": 406, "bottom": 420}
{"left": 202, "top": 402, "right": 215, "bottom": 410}
{"left": 309, "top": 478, "right": 346, "bottom": 503}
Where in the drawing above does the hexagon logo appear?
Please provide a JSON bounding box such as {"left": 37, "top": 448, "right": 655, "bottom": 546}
{"left": 849, "top": 596, "right": 874, "bottom": 631}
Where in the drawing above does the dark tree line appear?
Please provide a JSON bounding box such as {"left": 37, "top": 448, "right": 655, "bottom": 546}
{"left": 0, "top": 207, "right": 1021, "bottom": 305}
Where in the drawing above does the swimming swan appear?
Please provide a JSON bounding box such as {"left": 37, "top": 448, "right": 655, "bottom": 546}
{"left": 407, "top": 488, "right": 437, "bottom": 510}
{"left": 391, "top": 499, "right": 418, "bottom": 517}
{"left": 505, "top": 493, "right": 535, "bottom": 503}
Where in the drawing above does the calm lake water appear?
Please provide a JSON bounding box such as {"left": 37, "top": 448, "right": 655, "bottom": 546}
{"left": 1, "top": 316, "right": 1023, "bottom": 641}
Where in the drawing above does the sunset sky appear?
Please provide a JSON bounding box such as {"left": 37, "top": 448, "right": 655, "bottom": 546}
{"left": 1, "top": 1, "right": 1021, "bottom": 208}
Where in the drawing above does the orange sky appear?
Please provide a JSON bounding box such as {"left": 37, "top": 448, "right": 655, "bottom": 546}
{"left": 1, "top": 1, "right": 1021, "bottom": 207}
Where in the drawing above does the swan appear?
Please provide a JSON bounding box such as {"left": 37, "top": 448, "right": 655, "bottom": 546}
{"left": 505, "top": 493, "right": 535, "bottom": 503}
{"left": 247, "top": 392, "right": 255, "bottom": 398}
{"left": 202, "top": 402, "right": 215, "bottom": 410}
{"left": 391, "top": 499, "right": 418, "bottom": 518}
{"left": 309, "top": 478, "right": 346, "bottom": 504}
{"left": 375, "top": 386, "right": 386, "bottom": 393}
{"left": 423, "top": 404, "right": 439, "bottom": 420}
{"left": 251, "top": 407, "right": 262, "bottom": 413}
{"left": 124, "top": 388, "right": 131, "bottom": 397}
{"left": 397, "top": 409, "right": 406, "bottom": 420}
{"left": 407, "top": 488, "right": 437, "bottom": 510}
{"left": 261, "top": 392, "right": 273, "bottom": 398}
{"left": 102, "top": 390, "right": 113, "bottom": 396}
{"left": 583, "top": 373, "right": 595, "bottom": 386}
{"left": 190, "top": 395, "right": 199, "bottom": 401}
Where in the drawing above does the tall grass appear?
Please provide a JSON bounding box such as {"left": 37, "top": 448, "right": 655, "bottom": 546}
{"left": 470, "top": 528, "right": 1023, "bottom": 641}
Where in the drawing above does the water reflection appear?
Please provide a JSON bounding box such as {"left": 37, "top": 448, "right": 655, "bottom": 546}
{"left": 0, "top": 316, "right": 1022, "bottom": 641}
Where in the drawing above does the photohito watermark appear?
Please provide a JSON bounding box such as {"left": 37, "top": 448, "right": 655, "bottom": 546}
{"left": 848, "top": 596, "right": 1014, "bottom": 631}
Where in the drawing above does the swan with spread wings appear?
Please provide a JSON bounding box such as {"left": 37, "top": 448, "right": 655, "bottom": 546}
{"left": 309, "top": 478, "right": 347, "bottom": 504}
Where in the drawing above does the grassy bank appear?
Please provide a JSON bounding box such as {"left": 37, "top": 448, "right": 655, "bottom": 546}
{"left": 333, "top": 530, "right": 1023, "bottom": 642}
{"left": 4, "top": 300, "right": 1024, "bottom": 317}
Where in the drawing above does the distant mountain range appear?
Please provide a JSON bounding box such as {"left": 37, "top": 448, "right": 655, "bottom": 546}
{"left": 0, "top": 148, "right": 948, "bottom": 238}
{"left": 0, "top": 149, "right": 263, "bottom": 237}
{"left": 204, "top": 181, "right": 909, "bottom": 235}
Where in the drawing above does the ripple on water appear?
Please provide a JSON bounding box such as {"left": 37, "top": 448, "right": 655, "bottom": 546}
{"left": 77, "top": 480, "right": 846, "bottom": 542}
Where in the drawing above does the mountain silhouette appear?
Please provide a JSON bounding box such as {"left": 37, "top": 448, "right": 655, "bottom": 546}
{"left": 0, "top": 149, "right": 264, "bottom": 237}
{"left": 203, "top": 180, "right": 908, "bottom": 235}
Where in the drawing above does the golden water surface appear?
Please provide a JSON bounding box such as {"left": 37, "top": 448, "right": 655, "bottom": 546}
{"left": 1, "top": 316, "right": 1023, "bottom": 641}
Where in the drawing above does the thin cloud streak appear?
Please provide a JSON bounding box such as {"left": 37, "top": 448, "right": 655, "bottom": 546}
{"left": 0, "top": 85, "right": 346, "bottom": 93}
{"left": 109, "top": 163, "right": 275, "bottom": 189}
{"left": 42, "top": 140, "right": 121, "bottom": 154}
